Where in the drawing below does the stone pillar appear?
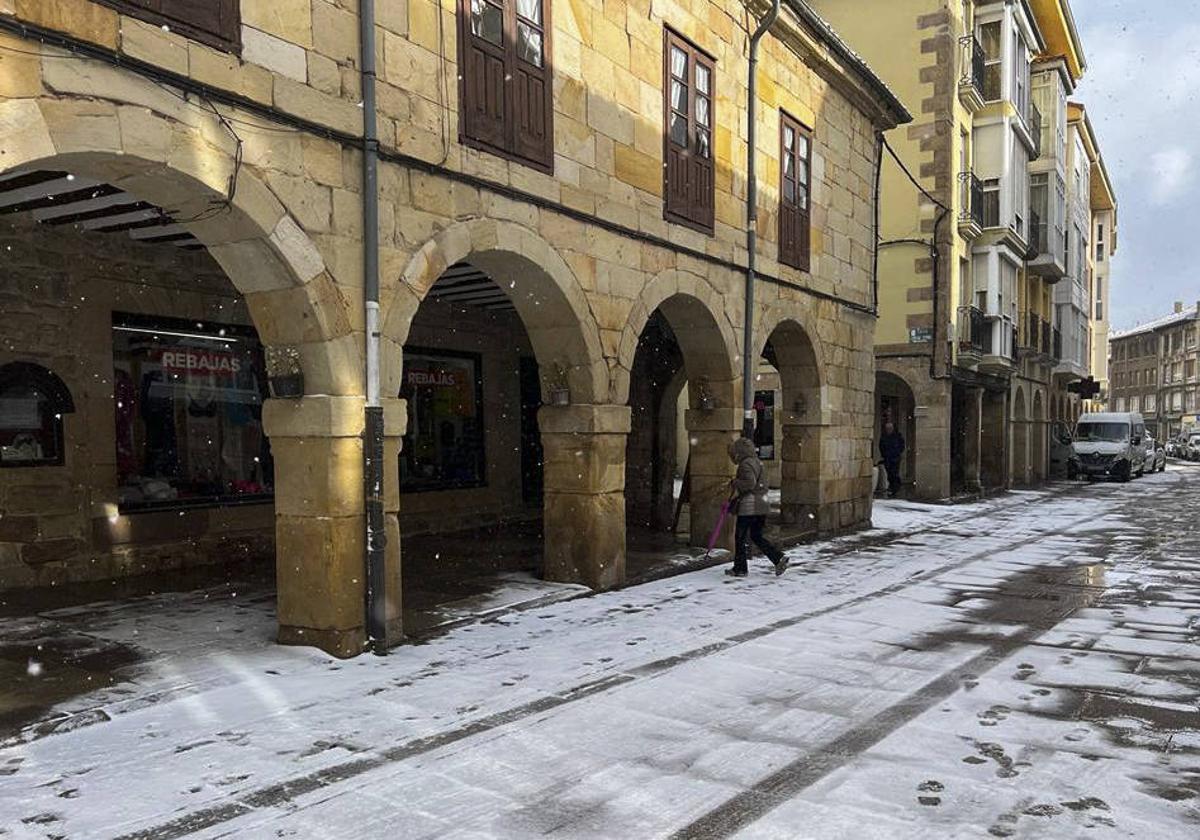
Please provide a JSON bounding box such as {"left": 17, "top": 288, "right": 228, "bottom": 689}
{"left": 962, "top": 387, "right": 983, "bottom": 491}
{"left": 684, "top": 408, "right": 740, "bottom": 550}
{"left": 263, "top": 395, "right": 406, "bottom": 658}
{"left": 780, "top": 414, "right": 823, "bottom": 532}
{"left": 539, "top": 404, "right": 631, "bottom": 590}
{"left": 912, "top": 388, "right": 952, "bottom": 501}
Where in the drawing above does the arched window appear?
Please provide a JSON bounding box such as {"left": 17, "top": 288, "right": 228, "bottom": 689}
{"left": 0, "top": 362, "right": 74, "bottom": 467}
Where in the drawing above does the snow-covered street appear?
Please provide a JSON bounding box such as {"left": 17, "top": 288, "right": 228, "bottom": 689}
{"left": 3, "top": 469, "right": 1199, "bottom": 839}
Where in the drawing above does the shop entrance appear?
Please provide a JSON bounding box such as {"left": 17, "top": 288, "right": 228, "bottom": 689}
{"left": 0, "top": 162, "right": 298, "bottom": 728}
{"left": 397, "top": 262, "right": 560, "bottom": 632}
{"left": 0, "top": 169, "right": 278, "bottom": 597}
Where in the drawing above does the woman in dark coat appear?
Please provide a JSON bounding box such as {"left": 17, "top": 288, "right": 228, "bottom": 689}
{"left": 726, "top": 437, "right": 788, "bottom": 578}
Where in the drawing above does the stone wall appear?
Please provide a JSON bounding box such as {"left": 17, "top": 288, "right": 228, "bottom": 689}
{"left": 0, "top": 0, "right": 905, "bottom": 652}
{"left": 0, "top": 215, "right": 272, "bottom": 591}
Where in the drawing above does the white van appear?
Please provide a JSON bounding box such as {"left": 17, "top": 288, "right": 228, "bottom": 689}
{"left": 1072, "top": 412, "right": 1148, "bottom": 482}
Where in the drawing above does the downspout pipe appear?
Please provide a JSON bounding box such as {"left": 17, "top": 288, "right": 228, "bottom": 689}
{"left": 360, "top": 0, "right": 388, "bottom": 649}
{"left": 743, "top": 0, "right": 782, "bottom": 439}
{"left": 871, "top": 131, "right": 883, "bottom": 314}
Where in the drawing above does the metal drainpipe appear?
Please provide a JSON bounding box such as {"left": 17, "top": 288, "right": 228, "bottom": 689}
{"left": 743, "top": 0, "right": 781, "bottom": 438}
{"left": 360, "top": 0, "right": 387, "bottom": 649}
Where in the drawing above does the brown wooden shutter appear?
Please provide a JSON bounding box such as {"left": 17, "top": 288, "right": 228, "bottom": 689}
{"left": 457, "top": 0, "right": 552, "bottom": 170}
{"left": 108, "top": 1, "right": 239, "bottom": 51}
{"left": 163, "top": 1, "right": 231, "bottom": 37}
{"left": 663, "top": 30, "right": 715, "bottom": 232}
{"left": 778, "top": 111, "right": 812, "bottom": 272}
{"left": 460, "top": 0, "right": 509, "bottom": 152}
{"left": 509, "top": 0, "right": 553, "bottom": 167}
{"left": 663, "top": 32, "right": 691, "bottom": 222}
{"left": 689, "top": 52, "right": 715, "bottom": 230}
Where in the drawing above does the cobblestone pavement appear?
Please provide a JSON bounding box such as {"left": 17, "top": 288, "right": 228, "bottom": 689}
{"left": 1, "top": 468, "right": 1198, "bottom": 839}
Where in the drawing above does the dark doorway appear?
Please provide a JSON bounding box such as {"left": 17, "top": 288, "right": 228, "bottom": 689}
{"left": 625, "top": 310, "right": 685, "bottom": 536}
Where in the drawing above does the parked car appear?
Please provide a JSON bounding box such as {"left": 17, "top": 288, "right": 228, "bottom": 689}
{"left": 1072, "top": 412, "right": 1149, "bottom": 482}
{"left": 1050, "top": 421, "right": 1076, "bottom": 479}
{"left": 1145, "top": 435, "right": 1166, "bottom": 473}
{"left": 1188, "top": 434, "right": 1200, "bottom": 462}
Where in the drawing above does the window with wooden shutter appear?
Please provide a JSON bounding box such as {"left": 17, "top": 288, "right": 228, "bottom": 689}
{"left": 663, "top": 29, "right": 715, "bottom": 232}
{"left": 103, "top": 1, "right": 241, "bottom": 53}
{"left": 458, "top": 0, "right": 554, "bottom": 172}
{"left": 778, "top": 112, "right": 812, "bottom": 272}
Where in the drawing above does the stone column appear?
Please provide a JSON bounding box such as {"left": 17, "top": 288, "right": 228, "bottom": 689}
{"left": 912, "top": 387, "right": 952, "bottom": 501}
{"left": 684, "top": 408, "right": 740, "bottom": 550}
{"left": 539, "top": 404, "right": 631, "bottom": 590}
{"left": 780, "top": 413, "right": 823, "bottom": 532}
{"left": 263, "top": 395, "right": 406, "bottom": 658}
{"left": 962, "top": 387, "right": 983, "bottom": 491}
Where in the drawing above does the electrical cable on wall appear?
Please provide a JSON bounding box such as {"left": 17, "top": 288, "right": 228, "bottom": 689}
{"left": 878, "top": 135, "right": 953, "bottom": 380}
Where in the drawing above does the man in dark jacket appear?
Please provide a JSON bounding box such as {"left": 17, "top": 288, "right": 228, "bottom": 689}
{"left": 879, "top": 421, "right": 905, "bottom": 498}
{"left": 726, "top": 437, "right": 788, "bottom": 578}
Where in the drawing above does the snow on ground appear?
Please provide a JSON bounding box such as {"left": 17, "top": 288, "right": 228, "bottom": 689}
{"left": 2, "top": 469, "right": 1198, "bottom": 838}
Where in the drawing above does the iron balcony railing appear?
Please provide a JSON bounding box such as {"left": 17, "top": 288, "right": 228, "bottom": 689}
{"left": 957, "top": 305, "right": 987, "bottom": 354}
{"left": 958, "top": 171, "right": 985, "bottom": 228}
{"left": 1022, "top": 312, "right": 1042, "bottom": 353}
{"left": 960, "top": 35, "right": 986, "bottom": 96}
{"left": 1021, "top": 313, "right": 1055, "bottom": 357}
{"left": 1052, "top": 326, "right": 1062, "bottom": 362}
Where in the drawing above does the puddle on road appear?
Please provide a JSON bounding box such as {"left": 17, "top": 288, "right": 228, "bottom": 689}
{"left": 907, "top": 562, "right": 1109, "bottom": 654}
{"left": 0, "top": 631, "right": 143, "bottom": 743}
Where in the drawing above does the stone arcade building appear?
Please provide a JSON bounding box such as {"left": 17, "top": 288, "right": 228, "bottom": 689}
{"left": 0, "top": 0, "right": 907, "bottom": 656}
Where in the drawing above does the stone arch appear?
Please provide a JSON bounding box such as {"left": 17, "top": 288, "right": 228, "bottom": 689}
{"left": 1013, "top": 386, "right": 1029, "bottom": 486}
{"left": 1032, "top": 390, "right": 1046, "bottom": 481}
{"left": 753, "top": 298, "right": 828, "bottom": 388}
{"left": 616, "top": 270, "right": 740, "bottom": 550}
{"left": 756, "top": 311, "right": 829, "bottom": 527}
{"left": 381, "top": 218, "right": 607, "bottom": 404}
{"left": 0, "top": 93, "right": 370, "bottom": 654}
{"left": 875, "top": 369, "right": 919, "bottom": 493}
{"left": 0, "top": 97, "right": 350, "bottom": 392}
{"left": 613, "top": 269, "right": 740, "bottom": 407}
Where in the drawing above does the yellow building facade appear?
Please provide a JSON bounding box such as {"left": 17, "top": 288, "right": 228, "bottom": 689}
{"left": 812, "top": 0, "right": 1099, "bottom": 497}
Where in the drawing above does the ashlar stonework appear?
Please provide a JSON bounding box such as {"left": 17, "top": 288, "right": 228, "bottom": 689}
{"left": 0, "top": 0, "right": 907, "bottom": 656}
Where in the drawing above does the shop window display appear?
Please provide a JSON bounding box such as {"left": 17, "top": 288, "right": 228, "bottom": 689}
{"left": 0, "top": 362, "right": 74, "bottom": 467}
{"left": 112, "top": 314, "right": 272, "bottom": 510}
{"left": 400, "top": 349, "right": 487, "bottom": 491}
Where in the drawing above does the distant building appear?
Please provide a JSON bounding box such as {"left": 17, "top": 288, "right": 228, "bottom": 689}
{"left": 1109, "top": 303, "right": 1200, "bottom": 438}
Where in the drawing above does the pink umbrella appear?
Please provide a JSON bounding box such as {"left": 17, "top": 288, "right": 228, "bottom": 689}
{"left": 705, "top": 497, "right": 734, "bottom": 559}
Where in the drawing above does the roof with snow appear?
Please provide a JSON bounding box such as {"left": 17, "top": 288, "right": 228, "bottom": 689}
{"left": 1111, "top": 307, "right": 1200, "bottom": 340}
